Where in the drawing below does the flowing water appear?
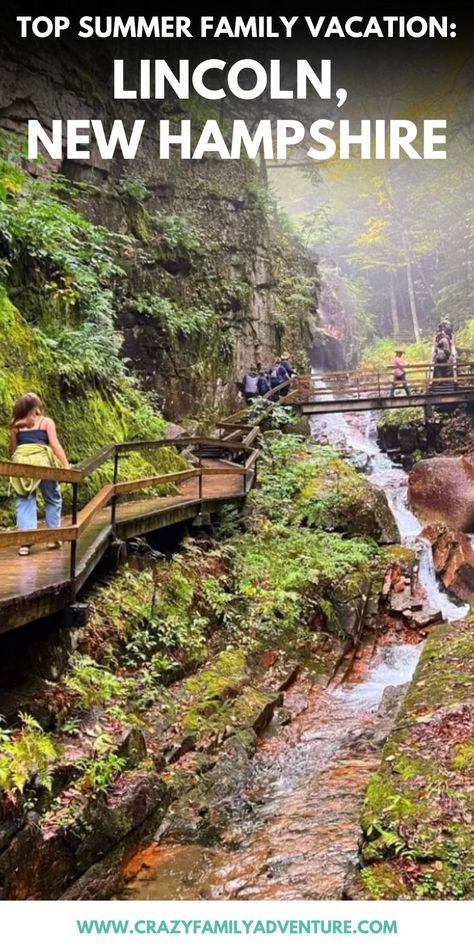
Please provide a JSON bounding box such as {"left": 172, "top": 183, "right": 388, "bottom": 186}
{"left": 121, "top": 402, "right": 467, "bottom": 901}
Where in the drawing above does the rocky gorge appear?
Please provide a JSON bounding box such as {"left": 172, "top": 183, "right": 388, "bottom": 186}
{"left": 2, "top": 398, "right": 474, "bottom": 902}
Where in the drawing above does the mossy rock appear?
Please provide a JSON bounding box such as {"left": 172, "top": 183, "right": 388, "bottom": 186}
{"left": 297, "top": 454, "right": 399, "bottom": 544}
{"left": 358, "top": 620, "right": 474, "bottom": 898}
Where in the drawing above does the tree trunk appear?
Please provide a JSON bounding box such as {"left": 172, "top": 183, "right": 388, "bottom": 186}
{"left": 402, "top": 233, "right": 421, "bottom": 343}
{"left": 258, "top": 150, "right": 268, "bottom": 186}
{"left": 389, "top": 271, "right": 400, "bottom": 337}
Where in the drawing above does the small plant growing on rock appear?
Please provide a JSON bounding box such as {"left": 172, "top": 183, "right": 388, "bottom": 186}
{"left": 64, "top": 656, "right": 132, "bottom": 709}
{"left": 0, "top": 713, "right": 60, "bottom": 795}
{"left": 77, "top": 753, "right": 126, "bottom": 796}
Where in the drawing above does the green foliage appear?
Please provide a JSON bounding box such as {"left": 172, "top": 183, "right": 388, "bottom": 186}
{"left": 64, "top": 656, "right": 132, "bottom": 709}
{"left": 123, "top": 563, "right": 208, "bottom": 667}
{"left": 231, "top": 524, "right": 377, "bottom": 644}
{"left": 0, "top": 713, "right": 60, "bottom": 795}
{"left": 0, "top": 154, "right": 130, "bottom": 384}
{"left": 130, "top": 294, "right": 217, "bottom": 341}
{"left": 77, "top": 752, "right": 126, "bottom": 795}
{"left": 249, "top": 433, "right": 315, "bottom": 522}
{"left": 360, "top": 337, "right": 431, "bottom": 370}
{"left": 456, "top": 318, "right": 474, "bottom": 356}
{"left": 116, "top": 169, "right": 152, "bottom": 203}
{"left": 377, "top": 407, "right": 425, "bottom": 430}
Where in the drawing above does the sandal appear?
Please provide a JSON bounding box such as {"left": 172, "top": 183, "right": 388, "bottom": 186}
{"left": 18, "top": 546, "right": 31, "bottom": 556}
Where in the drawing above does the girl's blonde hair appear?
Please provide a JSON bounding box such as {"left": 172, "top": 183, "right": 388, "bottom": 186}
{"left": 10, "top": 392, "right": 43, "bottom": 429}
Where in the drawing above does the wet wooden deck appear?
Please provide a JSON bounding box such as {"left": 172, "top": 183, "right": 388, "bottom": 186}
{"left": 0, "top": 462, "right": 246, "bottom": 634}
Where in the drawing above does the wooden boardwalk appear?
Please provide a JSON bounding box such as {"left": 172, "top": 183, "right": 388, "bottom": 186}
{"left": 0, "top": 455, "right": 248, "bottom": 634}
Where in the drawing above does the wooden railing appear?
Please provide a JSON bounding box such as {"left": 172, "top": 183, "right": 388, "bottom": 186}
{"left": 0, "top": 430, "right": 260, "bottom": 599}
{"left": 285, "top": 361, "right": 474, "bottom": 403}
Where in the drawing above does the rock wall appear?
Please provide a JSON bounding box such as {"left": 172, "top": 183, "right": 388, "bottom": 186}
{"left": 0, "top": 38, "right": 319, "bottom": 419}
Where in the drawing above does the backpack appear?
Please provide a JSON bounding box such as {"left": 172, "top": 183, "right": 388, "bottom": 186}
{"left": 244, "top": 373, "right": 259, "bottom": 394}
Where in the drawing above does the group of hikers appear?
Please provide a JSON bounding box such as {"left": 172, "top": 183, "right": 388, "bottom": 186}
{"left": 390, "top": 318, "right": 454, "bottom": 396}
{"left": 240, "top": 353, "right": 297, "bottom": 405}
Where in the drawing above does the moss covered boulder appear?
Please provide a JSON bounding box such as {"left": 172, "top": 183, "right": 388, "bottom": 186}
{"left": 358, "top": 621, "right": 474, "bottom": 899}
{"left": 297, "top": 453, "right": 399, "bottom": 544}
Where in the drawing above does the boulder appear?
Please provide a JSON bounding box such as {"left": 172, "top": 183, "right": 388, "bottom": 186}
{"left": 0, "top": 822, "right": 76, "bottom": 900}
{"left": 0, "top": 796, "right": 26, "bottom": 855}
{"left": 409, "top": 456, "right": 474, "bottom": 531}
{"left": 164, "top": 422, "right": 188, "bottom": 441}
{"left": 421, "top": 523, "right": 474, "bottom": 603}
{"left": 67, "top": 772, "right": 169, "bottom": 874}
{"left": 299, "top": 457, "right": 400, "bottom": 544}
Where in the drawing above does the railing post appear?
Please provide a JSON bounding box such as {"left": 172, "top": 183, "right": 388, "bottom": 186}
{"left": 198, "top": 443, "right": 203, "bottom": 500}
{"left": 242, "top": 466, "right": 247, "bottom": 495}
{"left": 377, "top": 371, "right": 381, "bottom": 397}
{"left": 111, "top": 446, "right": 119, "bottom": 532}
{"left": 70, "top": 482, "right": 79, "bottom": 603}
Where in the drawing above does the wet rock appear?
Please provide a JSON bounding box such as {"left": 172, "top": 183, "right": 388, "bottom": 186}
{"left": 327, "top": 572, "right": 372, "bottom": 639}
{"left": 349, "top": 450, "right": 372, "bottom": 474}
{"left": 164, "top": 733, "right": 196, "bottom": 765}
{"left": 67, "top": 773, "right": 169, "bottom": 874}
{"left": 398, "top": 424, "right": 418, "bottom": 455}
{"left": 164, "top": 422, "right": 188, "bottom": 440}
{"left": 421, "top": 523, "right": 474, "bottom": 603}
{"left": 231, "top": 686, "right": 282, "bottom": 735}
{"left": 357, "top": 622, "right": 474, "bottom": 898}
{"left": 298, "top": 455, "right": 399, "bottom": 544}
{"left": 0, "top": 797, "right": 26, "bottom": 855}
{"left": 0, "top": 822, "right": 76, "bottom": 900}
{"left": 409, "top": 456, "right": 474, "bottom": 531}
{"left": 117, "top": 728, "right": 148, "bottom": 768}
{"left": 385, "top": 559, "right": 442, "bottom": 628}
{"left": 260, "top": 650, "right": 278, "bottom": 669}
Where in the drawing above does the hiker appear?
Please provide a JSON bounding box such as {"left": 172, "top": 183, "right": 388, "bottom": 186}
{"left": 280, "top": 352, "right": 297, "bottom": 398}
{"left": 439, "top": 318, "right": 453, "bottom": 341}
{"left": 269, "top": 358, "right": 290, "bottom": 401}
{"left": 241, "top": 366, "right": 259, "bottom": 405}
{"left": 9, "top": 393, "right": 69, "bottom": 556}
{"left": 390, "top": 350, "right": 410, "bottom": 397}
{"left": 281, "top": 352, "right": 297, "bottom": 378}
{"left": 257, "top": 368, "right": 270, "bottom": 397}
{"left": 433, "top": 333, "right": 452, "bottom": 378}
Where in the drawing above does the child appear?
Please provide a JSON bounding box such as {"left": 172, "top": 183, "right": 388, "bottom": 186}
{"left": 9, "top": 392, "right": 69, "bottom": 556}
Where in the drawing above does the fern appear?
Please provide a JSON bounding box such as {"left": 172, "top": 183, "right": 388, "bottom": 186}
{"left": 0, "top": 714, "right": 60, "bottom": 794}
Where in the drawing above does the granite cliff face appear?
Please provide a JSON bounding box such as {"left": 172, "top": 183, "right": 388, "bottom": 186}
{"left": 0, "top": 39, "right": 319, "bottom": 419}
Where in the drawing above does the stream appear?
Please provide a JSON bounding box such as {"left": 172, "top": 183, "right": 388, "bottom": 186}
{"left": 121, "top": 406, "right": 468, "bottom": 901}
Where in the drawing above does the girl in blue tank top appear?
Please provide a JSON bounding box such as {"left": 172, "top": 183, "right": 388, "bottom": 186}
{"left": 9, "top": 392, "right": 69, "bottom": 556}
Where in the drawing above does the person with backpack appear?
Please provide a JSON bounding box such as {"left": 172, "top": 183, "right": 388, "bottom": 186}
{"left": 257, "top": 368, "right": 270, "bottom": 397}
{"left": 433, "top": 333, "right": 452, "bottom": 378}
{"left": 241, "top": 366, "right": 259, "bottom": 405}
{"left": 389, "top": 350, "right": 410, "bottom": 397}
{"left": 9, "top": 392, "right": 69, "bottom": 556}
{"left": 269, "top": 358, "right": 290, "bottom": 401}
{"left": 281, "top": 352, "right": 297, "bottom": 379}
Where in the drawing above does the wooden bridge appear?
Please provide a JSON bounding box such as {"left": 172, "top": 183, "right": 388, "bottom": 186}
{"left": 284, "top": 360, "right": 474, "bottom": 415}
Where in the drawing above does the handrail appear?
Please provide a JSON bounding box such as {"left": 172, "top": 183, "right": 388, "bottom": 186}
{"left": 0, "top": 465, "right": 247, "bottom": 552}
{"left": 0, "top": 434, "right": 256, "bottom": 485}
